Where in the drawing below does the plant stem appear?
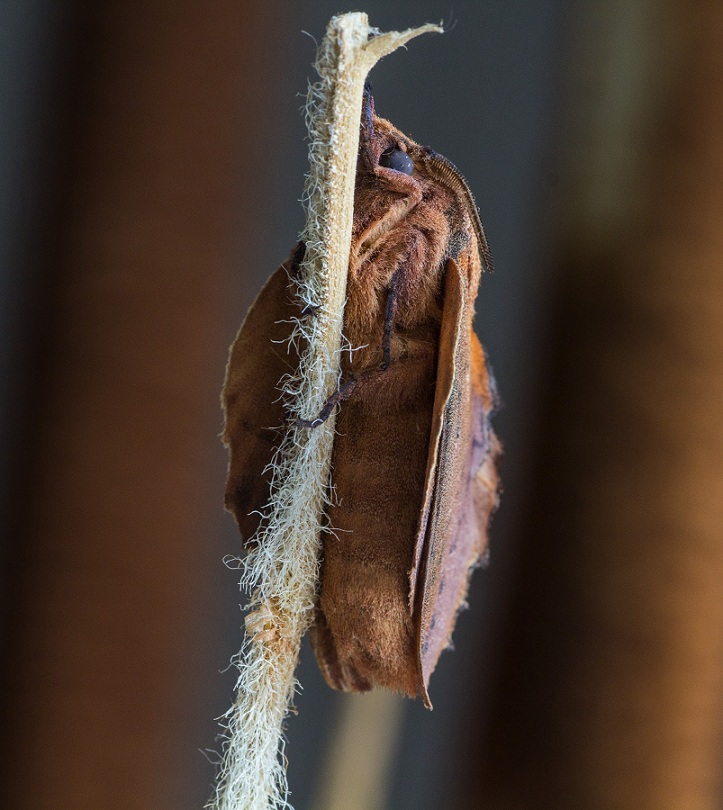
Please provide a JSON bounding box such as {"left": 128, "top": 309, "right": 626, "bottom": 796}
{"left": 208, "top": 14, "right": 441, "bottom": 810}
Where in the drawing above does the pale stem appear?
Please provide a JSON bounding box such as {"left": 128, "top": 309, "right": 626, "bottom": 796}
{"left": 207, "top": 14, "right": 441, "bottom": 810}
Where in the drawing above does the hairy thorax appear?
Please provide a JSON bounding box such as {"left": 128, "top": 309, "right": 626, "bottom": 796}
{"left": 343, "top": 146, "right": 461, "bottom": 374}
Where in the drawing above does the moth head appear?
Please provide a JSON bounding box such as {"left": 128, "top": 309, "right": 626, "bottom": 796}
{"left": 356, "top": 88, "right": 493, "bottom": 272}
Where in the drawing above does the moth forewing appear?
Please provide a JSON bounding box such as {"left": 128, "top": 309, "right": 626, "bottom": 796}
{"left": 411, "top": 248, "right": 491, "bottom": 708}
{"left": 408, "top": 257, "right": 466, "bottom": 612}
{"left": 222, "top": 260, "right": 302, "bottom": 544}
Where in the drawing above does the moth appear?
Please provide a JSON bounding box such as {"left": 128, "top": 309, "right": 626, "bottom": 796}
{"left": 222, "top": 89, "right": 500, "bottom": 708}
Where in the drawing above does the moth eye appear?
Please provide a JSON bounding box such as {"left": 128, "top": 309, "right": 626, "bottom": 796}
{"left": 379, "top": 148, "right": 414, "bottom": 175}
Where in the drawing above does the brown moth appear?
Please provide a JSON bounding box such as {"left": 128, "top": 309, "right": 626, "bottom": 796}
{"left": 222, "top": 89, "right": 500, "bottom": 708}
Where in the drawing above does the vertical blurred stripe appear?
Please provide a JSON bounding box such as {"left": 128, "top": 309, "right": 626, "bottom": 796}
{"left": 0, "top": 3, "right": 281, "bottom": 808}
{"left": 312, "top": 691, "right": 404, "bottom": 810}
{"left": 458, "top": 2, "right": 723, "bottom": 807}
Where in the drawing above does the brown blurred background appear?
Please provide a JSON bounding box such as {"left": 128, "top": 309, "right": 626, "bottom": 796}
{"left": 1, "top": 2, "right": 722, "bottom": 808}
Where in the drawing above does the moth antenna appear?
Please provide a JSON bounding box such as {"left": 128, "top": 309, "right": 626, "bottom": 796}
{"left": 360, "top": 84, "right": 377, "bottom": 171}
{"left": 420, "top": 152, "right": 494, "bottom": 272}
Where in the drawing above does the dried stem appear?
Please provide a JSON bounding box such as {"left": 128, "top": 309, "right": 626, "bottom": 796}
{"left": 207, "top": 13, "right": 441, "bottom": 810}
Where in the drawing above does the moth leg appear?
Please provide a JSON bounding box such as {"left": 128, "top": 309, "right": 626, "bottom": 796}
{"left": 299, "top": 271, "right": 402, "bottom": 428}
{"left": 298, "top": 360, "right": 399, "bottom": 429}
{"left": 297, "top": 377, "right": 360, "bottom": 429}
{"left": 288, "top": 240, "right": 306, "bottom": 279}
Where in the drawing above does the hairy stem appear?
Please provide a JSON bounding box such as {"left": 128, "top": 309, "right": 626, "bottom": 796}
{"left": 208, "top": 14, "right": 441, "bottom": 810}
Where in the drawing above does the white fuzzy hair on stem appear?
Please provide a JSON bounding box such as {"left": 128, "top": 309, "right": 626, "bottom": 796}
{"left": 207, "top": 14, "right": 442, "bottom": 810}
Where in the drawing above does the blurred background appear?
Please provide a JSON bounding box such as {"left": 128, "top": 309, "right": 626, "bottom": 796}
{"left": 1, "top": 1, "right": 722, "bottom": 808}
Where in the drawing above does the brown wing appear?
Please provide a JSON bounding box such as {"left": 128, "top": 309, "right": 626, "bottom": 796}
{"left": 410, "top": 256, "right": 500, "bottom": 707}
{"left": 222, "top": 258, "right": 301, "bottom": 543}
